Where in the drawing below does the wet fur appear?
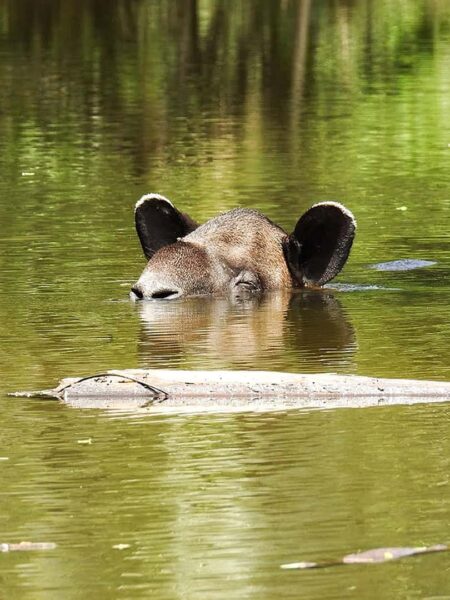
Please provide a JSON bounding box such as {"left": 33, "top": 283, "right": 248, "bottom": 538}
{"left": 132, "top": 195, "right": 356, "bottom": 299}
{"left": 185, "top": 208, "right": 292, "bottom": 290}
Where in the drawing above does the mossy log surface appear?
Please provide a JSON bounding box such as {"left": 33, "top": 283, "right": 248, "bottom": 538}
{"left": 11, "top": 370, "right": 450, "bottom": 413}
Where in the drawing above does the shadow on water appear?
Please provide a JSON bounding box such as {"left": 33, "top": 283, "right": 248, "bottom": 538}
{"left": 136, "top": 289, "right": 357, "bottom": 371}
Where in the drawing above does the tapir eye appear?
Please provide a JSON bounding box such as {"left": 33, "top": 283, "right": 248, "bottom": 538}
{"left": 233, "top": 270, "right": 261, "bottom": 293}
{"left": 238, "top": 280, "right": 258, "bottom": 291}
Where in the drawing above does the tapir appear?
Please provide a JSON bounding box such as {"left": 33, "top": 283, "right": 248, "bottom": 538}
{"left": 130, "top": 193, "right": 356, "bottom": 300}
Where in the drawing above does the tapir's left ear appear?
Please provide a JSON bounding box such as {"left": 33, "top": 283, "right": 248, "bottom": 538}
{"left": 283, "top": 202, "right": 356, "bottom": 286}
{"left": 135, "top": 194, "right": 198, "bottom": 260}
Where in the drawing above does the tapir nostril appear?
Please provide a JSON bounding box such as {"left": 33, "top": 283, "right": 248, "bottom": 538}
{"left": 131, "top": 286, "right": 144, "bottom": 300}
{"left": 151, "top": 289, "right": 180, "bottom": 300}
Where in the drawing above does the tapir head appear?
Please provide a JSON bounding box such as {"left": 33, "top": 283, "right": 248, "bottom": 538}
{"left": 130, "top": 194, "right": 356, "bottom": 300}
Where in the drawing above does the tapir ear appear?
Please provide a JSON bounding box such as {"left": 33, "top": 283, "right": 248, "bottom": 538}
{"left": 283, "top": 202, "right": 356, "bottom": 286}
{"left": 135, "top": 194, "right": 198, "bottom": 260}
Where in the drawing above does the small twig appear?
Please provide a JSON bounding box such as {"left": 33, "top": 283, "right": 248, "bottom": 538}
{"left": 57, "top": 371, "right": 169, "bottom": 402}
{"left": 1, "top": 542, "right": 57, "bottom": 553}
{"left": 7, "top": 390, "right": 60, "bottom": 399}
{"left": 9, "top": 372, "right": 169, "bottom": 403}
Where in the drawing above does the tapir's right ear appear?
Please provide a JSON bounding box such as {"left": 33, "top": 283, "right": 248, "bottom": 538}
{"left": 135, "top": 194, "right": 198, "bottom": 260}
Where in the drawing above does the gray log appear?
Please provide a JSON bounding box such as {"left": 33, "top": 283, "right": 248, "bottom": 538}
{"left": 11, "top": 370, "right": 450, "bottom": 413}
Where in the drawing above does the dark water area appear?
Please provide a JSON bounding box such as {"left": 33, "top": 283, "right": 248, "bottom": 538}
{"left": 1, "top": 1, "right": 450, "bottom": 598}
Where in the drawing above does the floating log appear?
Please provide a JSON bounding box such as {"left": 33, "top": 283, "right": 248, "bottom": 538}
{"left": 9, "top": 369, "right": 450, "bottom": 413}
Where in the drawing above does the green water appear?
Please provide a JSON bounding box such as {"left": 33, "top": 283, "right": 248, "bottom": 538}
{"left": 1, "top": 1, "right": 450, "bottom": 597}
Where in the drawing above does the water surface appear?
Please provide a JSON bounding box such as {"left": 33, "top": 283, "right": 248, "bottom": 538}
{"left": 1, "top": 1, "right": 450, "bottom": 598}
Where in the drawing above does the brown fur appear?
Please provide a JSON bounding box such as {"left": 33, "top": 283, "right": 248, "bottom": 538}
{"left": 132, "top": 196, "right": 355, "bottom": 300}
{"left": 185, "top": 209, "right": 292, "bottom": 290}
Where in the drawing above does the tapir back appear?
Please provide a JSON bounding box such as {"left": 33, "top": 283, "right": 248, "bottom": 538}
{"left": 185, "top": 208, "right": 292, "bottom": 289}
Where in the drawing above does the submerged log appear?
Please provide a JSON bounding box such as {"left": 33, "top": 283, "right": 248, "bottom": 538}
{"left": 9, "top": 369, "right": 450, "bottom": 413}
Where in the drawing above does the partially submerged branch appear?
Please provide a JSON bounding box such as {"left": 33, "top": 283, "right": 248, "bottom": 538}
{"left": 281, "top": 544, "right": 448, "bottom": 569}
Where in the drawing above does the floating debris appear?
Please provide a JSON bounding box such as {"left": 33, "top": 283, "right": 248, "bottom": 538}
{"left": 369, "top": 259, "right": 436, "bottom": 272}
{"left": 1, "top": 542, "right": 57, "bottom": 553}
{"left": 8, "top": 369, "right": 450, "bottom": 413}
{"left": 282, "top": 561, "right": 319, "bottom": 570}
{"left": 329, "top": 283, "right": 394, "bottom": 292}
{"left": 281, "top": 544, "right": 448, "bottom": 570}
{"left": 113, "top": 544, "right": 131, "bottom": 550}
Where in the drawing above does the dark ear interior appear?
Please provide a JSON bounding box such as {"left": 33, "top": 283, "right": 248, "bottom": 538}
{"left": 135, "top": 194, "right": 198, "bottom": 260}
{"left": 283, "top": 202, "right": 356, "bottom": 286}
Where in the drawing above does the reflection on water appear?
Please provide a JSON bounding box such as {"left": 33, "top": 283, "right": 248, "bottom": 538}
{"left": 2, "top": 1, "right": 450, "bottom": 598}
{"left": 137, "top": 290, "right": 356, "bottom": 371}
{"left": 2, "top": 400, "right": 450, "bottom": 599}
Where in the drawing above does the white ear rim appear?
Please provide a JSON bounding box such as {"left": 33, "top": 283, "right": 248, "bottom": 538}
{"left": 311, "top": 201, "right": 357, "bottom": 229}
{"left": 135, "top": 193, "right": 174, "bottom": 212}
